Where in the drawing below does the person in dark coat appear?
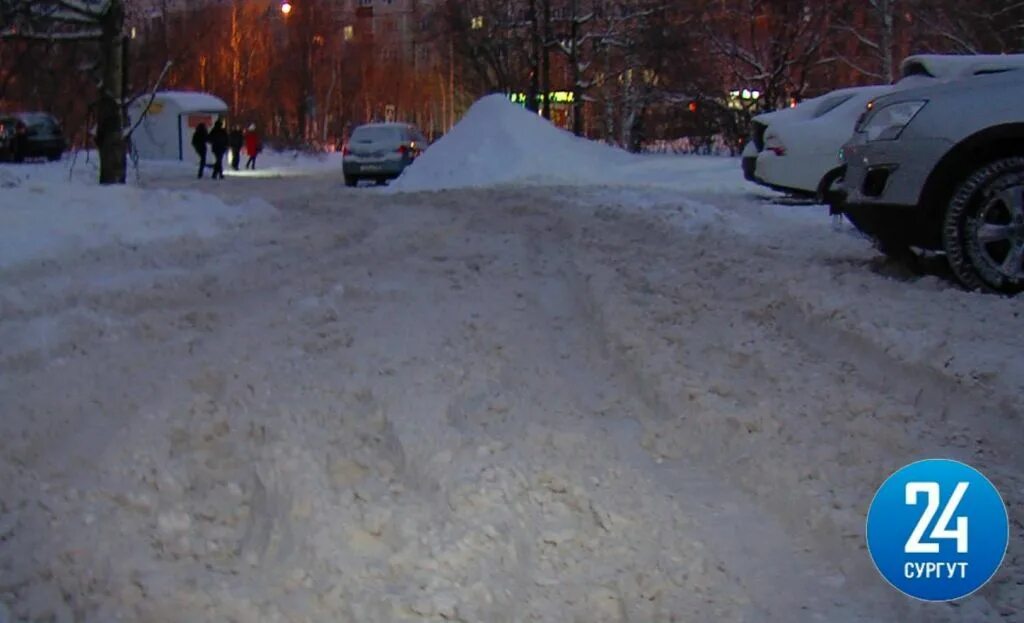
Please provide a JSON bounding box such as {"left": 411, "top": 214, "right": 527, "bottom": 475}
{"left": 191, "top": 123, "right": 208, "bottom": 179}
{"left": 207, "top": 120, "right": 229, "bottom": 179}
{"left": 228, "top": 126, "right": 244, "bottom": 171}
{"left": 244, "top": 124, "right": 261, "bottom": 170}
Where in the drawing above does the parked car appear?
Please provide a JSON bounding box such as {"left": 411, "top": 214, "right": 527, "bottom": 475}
{"left": 342, "top": 122, "right": 427, "bottom": 187}
{"left": 741, "top": 92, "right": 843, "bottom": 183}
{"left": 755, "top": 85, "right": 891, "bottom": 199}
{"left": 0, "top": 112, "right": 66, "bottom": 162}
{"left": 746, "top": 54, "right": 1024, "bottom": 201}
{"left": 837, "top": 68, "right": 1024, "bottom": 294}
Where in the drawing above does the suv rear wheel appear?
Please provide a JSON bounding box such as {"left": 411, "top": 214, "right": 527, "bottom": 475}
{"left": 943, "top": 157, "right": 1024, "bottom": 295}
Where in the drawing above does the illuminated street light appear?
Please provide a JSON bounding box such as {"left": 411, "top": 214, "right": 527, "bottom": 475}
{"left": 280, "top": 1, "right": 292, "bottom": 16}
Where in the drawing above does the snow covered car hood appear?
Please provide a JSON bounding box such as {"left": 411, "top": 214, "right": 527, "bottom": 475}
{"left": 901, "top": 53, "right": 1024, "bottom": 80}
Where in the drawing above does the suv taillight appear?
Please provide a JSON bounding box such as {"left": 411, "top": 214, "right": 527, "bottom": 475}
{"left": 342, "top": 146, "right": 351, "bottom": 156}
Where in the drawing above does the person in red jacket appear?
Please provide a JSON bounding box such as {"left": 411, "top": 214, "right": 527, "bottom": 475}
{"left": 244, "top": 124, "right": 262, "bottom": 170}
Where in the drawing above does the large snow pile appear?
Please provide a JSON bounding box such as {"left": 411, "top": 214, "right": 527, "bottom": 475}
{"left": 0, "top": 165, "right": 274, "bottom": 269}
{"left": 392, "top": 95, "right": 633, "bottom": 191}
{"left": 391, "top": 95, "right": 753, "bottom": 194}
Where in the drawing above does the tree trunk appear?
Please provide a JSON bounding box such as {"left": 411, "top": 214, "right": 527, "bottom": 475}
{"left": 569, "top": 0, "right": 583, "bottom": 136}
{"left": 879, "top": 0, "right": 895, "bottom": 83}
{"left": 541, "top": 0, "right": 551, "bottom": 120}
{"left": 602, "top": 43, "right": 614, "bottom": 144}
{"left": 526, "top": 0, "right": 539, "bottom": 113}
{"left": 231, "top": 0, "right": 241, "bottom": 114}
{"left": 97, "top": 0, "right": 126, "bottom": 185}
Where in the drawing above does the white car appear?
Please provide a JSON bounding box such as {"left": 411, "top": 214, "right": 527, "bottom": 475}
{"left": 741, "top": 92, "right": 841, "bottom": 183}
{"left": 748, "top": 53, "right": 1024, "bottom": 200}
{"left": 755, "top": 85, "right": 892, "bottom": 198}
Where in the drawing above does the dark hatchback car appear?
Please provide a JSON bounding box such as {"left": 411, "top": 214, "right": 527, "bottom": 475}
{"left": 0, "top": 113, "right": 66, "bottom": 162}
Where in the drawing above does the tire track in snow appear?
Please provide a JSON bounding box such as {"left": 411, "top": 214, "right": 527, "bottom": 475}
{"left": 548, "top": 190, "right": 1018, "bottom": 621}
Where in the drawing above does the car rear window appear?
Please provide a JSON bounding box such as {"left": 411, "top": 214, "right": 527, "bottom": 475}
{"left": 19, "top": 113, "right": 58, "bottom": 131}
{"left": 813, "top": 94, "right": 855, "bottom": 118}
{"left": 351, "top": 126, "right": 401, "bottom": 143}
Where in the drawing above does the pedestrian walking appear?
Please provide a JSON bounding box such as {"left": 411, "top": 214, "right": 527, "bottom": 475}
{"left": 228, "top": 126, "right": 244, "bottom": 171}
{"left": 208, "top": 120, "right": 229, "bottom": 179}
{"left": 244, "top": 124, "right": 262, "bottom": 170}
{"left": 191, "top": 122, "right": 208, "bottom": 179}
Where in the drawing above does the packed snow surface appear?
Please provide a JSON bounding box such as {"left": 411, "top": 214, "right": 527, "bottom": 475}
{"left": 391, "top": 94, "right": 750, "bottom": 194}
{"left": 0, "top": 166, "right": 274, "bottom": 269}
{"left": 0, "top": 118, "right": 1022, "bottom": 622}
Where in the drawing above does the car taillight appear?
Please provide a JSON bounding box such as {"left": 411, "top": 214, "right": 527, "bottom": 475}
{"left": 342, "top": 146, "right": 351, "bottom": 156}
{"left": 397, "top": 145, "right": 409, "bottom": 156}
{"left": 764, "top": 133, "right": 786, "bottom": 156}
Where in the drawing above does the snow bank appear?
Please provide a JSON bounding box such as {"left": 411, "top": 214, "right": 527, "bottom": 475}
{"left": 0, "top": 165, "right": 274, "bottom": 270}
{"left": 392, "top": 94, "right": 755, "bottom": 194}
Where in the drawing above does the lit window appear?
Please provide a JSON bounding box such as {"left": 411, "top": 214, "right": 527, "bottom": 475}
{"left": 470, "top": 15, "right": 484, "bottom": 30}
{"left": 343, "top": 25, "right": 354, "bottom": 40}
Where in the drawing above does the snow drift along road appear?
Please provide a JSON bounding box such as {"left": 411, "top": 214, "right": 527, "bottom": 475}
{"left": 0, "top": 167, "right": 275, "bottom": 270}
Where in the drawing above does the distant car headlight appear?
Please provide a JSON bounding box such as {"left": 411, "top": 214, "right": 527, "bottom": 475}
{"left": 860, "top": 100, "right": 927, "bottom": 141}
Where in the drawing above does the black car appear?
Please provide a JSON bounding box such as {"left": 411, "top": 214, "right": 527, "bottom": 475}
{"left": 0, "top": 112, "right": 66, "bottom": 162}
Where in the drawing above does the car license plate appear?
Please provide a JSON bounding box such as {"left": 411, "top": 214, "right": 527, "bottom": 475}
{"left": 362, "top": 164, "right": 383, "bottom": 172}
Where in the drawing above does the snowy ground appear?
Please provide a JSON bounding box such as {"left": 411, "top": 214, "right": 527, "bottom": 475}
{"left": 1, "top": 115, "right": 1022, "bottom": 622}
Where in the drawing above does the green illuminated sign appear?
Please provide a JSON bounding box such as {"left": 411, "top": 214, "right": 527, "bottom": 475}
{"left": 508, "top": 91, "right": 575, "bottom": 104}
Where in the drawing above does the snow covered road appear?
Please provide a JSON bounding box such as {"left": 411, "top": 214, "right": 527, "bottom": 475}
{"left": 1, "top": 171, "right": 1021, "bottom": 622}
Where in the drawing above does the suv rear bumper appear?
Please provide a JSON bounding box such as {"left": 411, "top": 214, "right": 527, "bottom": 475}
{"left": 24, "top": 138, "right": 65, "bottom": 156}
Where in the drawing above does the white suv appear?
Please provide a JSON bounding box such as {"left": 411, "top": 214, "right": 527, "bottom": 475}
{"left": 839, "top": 69, "right": 1024, "bottom": 294}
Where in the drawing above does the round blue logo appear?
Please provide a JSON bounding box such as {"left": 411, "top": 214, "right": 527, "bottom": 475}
{"left": 866, "top": 459, "right": 1009, "bottom": 602}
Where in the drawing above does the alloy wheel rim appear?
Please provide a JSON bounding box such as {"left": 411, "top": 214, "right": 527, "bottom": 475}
{"left": 972, "top": 184, "right": 1024, "bottom": 282}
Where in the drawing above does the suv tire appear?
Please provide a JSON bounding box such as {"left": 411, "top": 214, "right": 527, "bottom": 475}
{"left": 943, "top": 157, "right": 1024, "bottom": 295}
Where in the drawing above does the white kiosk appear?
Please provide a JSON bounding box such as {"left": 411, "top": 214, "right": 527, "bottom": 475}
{"left": 129, "top": 91, "right": 228, "bottom": 161}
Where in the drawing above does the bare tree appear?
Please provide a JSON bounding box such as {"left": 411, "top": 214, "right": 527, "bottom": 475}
{"left": 548, "top": 0, "right": 595, "bottom": 135}
{"left": 1, "top": 0, "right": 130, "bottom": 184}
{"left": 830, "top": 0, "right": 909, "bottom": 83}
{"left": 918, "top": 0, "right": 1024, "bottom": 54}
{"left": 700, "top": 0, "right": 834, "bottom": 148}
{"left": 441, "top": 0, "right": 532, "bottom": 94}
{"left": 703, "top": 0, "right": 833, "bottom": 110}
